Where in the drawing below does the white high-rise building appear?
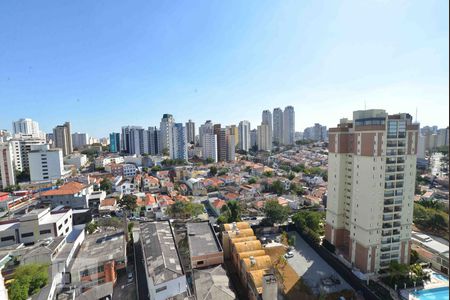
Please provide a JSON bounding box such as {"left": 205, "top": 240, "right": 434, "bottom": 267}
{"left": 129, "top": 127, "right": 146, "bottom": 156}
{"left": 250, "top": 129, "right": 257, "bottom": 149}
{"left": 172, "top": 123, "right": 188, "bottom": 160}
{"left": 199, "top": 120, "right": 214, "bottom": 147}
{"left": 202, "top": 133, "right": 218, "bottom": 163}
{"left": 262, "top": 110, "right": 273, "bottom": 147}
{"left": 0, "top": 142, "right": 15, "bottom": 189}
{"left": 12, "top": 118, "right": 41, "bottom": 137}
{"left": 71, "top": 132, "right": 89, "bottom": 149}
{"left": 10, "top": 138, "right": 46, "bottom": 172}
{"left": 238, "top": 121, "right": 251, "bottom": 152}
{"left": 28, "top": 144, "right": 67, "bottom": 182}
{"left": 160, "top": 114, "right": 175, "bottom": 156}
{"left": 283, "top": 106, "right": 295, "bottom": 145}
{"left": 273, "top": 108, "right": 283, "bottom": 145}
{"left": 186, "top": 120, "right": 196, "bottom": 144}
{"left": 257, "top": 123, "right": 271, "bottom": 152}
{"left": 147, "top": 127, "right": 160, "bottom": 155}
{"left": 325, "top": 109, "right": 418, "bottom": 273}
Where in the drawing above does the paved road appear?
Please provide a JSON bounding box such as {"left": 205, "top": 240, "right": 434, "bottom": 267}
{"left": 113, "top": 266, "right": 136, "bottom": 300}
{"left": 287, "top": 232, "right": 352, "bottom": 295}
{"left": 133, "top": 230, "right": 149, "bottom": 300}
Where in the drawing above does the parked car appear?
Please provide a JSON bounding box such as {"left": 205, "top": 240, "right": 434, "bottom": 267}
{"left": 284, "top": 251, "right": 294, "bottom": 259}
{"left": 127, "top": 272, "right": 133, "bottom": 283}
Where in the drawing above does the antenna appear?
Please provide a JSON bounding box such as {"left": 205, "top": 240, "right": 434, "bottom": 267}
{"left": 364, "top": 100, "right": 366, "bottom": 110}
{"left": 415, "top": 107, "right": 418, "bottom": 123}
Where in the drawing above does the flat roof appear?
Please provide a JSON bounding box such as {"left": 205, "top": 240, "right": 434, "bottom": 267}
{"left": 412, "top": 233, "right": 449, "bottom": 254}
{"left": 187, "top": 222, "right": 222, "bottom": 258}
{"left": 193, "top": 265, "right": 235, "bottom": 300}
{"left": 140, "top": 222, "right": 183, "bottom": 285}
{"left": 71, "top": 231, "right": 125, "bottom": 271}
{"left": 39, "top": 211, "right": 68, "bottom": 225}
{"left": 0, "top": 222, "right": 19, "bottom": 232}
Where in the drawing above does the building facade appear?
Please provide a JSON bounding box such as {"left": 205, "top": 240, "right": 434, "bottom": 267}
{"left": 262, "top": 110, "right": 272, "bottom": 147}
{"left": 53, "top": 122, "right": 73, "bottom": 156}
{"left": 257, "top": 124, "right": 271, "bottom": 152}
{"left": 283, "top": 106, "right": 295, "bottom": 145}
{"left": 272, "top": 108, "right": 283, "bottom": 145}
{"left": 202, "top": 134, "right": 218, "bottom": 163}
{"left": 12, "top": 118, "right": 41, "bottom": 137}
{"left": 186, "top": 120, "right": 196, "bottom": 144}
{"left": 238, "top": 121, "right": 251, "bottom": 152}
{"left": 0, "top": 143, "right": 15, "bottom": 189}
{"left": 325, "top": 109, "right": 418, "bottom": 273}
{"left": 28, "top": 144, "right": 66, "bottom": 182}
{"left": 71, "top": 132, "right": 89, "bottom": 149}
{"left": 109, "top": 132, "right": 121, "bottom": 153}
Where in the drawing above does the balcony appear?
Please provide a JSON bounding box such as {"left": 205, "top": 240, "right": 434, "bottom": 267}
{"left": 396, "top": 166, "right": 405, "bottom": 172}
{"left": 383, "top": 223, "right": 393, "bottom": 229}
{"left": 386, "top": 166, "right": 396, "bottom": 173}
{"left": 384, "top": 191, "right": 395, "bottom": 197}
{"left": 386, "top": 158, "right": 397, "bottom": 165}
{"left": 387, "top": 141, "right": 397, "bottom": 148}
{"left": 398, "top": 141, "right": 406, "bottom": 147}
{"left": 397, "top": 158, "right": 405, "bottom": 164}
{"left": 396, "top": 182, "right": 404, "bottom": 188}
{"left": 393, "top": 222, "right": 401, "bottom": 228}
{"left": 385, "top": 183, "right": 395, "bottom": 189}
{"left": 394, "top": 214, "right": 401, "bottom": 220}
{"left": 383, "top": 215, "right": 393, "bottom": 221}
{"left": 394, "top": 206, "right": 402, "bottom": 212}
{"left": 386, "top": 175, "right": 396, "bottom": 181}
{"left": 384, "top": 207, "right": 394, "bottom": 213}
{"left": 384, "top": 199, "right": 394, "bottom": 205}
{"left": 381, "top": 246, "right": 391, "bottom": 252}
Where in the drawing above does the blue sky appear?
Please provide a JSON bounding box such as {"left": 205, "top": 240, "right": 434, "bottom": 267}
{"left": 0, "top": 0, "right": 448, "bottom": 137}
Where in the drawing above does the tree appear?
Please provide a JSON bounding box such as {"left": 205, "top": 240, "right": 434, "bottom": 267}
{"left": 292, "top": 210, "right": 323, "bottom": 233}
{"left": 209, "top": 166, "right": 218, "bottom": 176}
{"left": 85, "top": 222, "right": 98, "bottom": 234}
{"left": 288, "top": 235, "right": 296, "bottom": 247}
{"left": 287, "top": 173, "right": 295, "bottom": 180}
{"left": 151, "top": 165, "right": 162, "bottom": 172}
{"left": 97, "top": 217, "right": 124, "bottom": 230}
{"left": 220, "top": 200, "right": 241, "bottom": 223}
{"left": 268, "top": 180, "right": 285, "bottom": 195}
{"left": 245, "top": 166, "right": 252, "bottom": 173}
{"left": 410, "top": 250, "right": 420, "bottom": 264}
{"left": 263, "top": 200, "right": 290, "bottom": 225}
{"left": 263, "top": 171, "right": 273, "bottom": 177}
{"left": 162, "top": 148, "right": 169, "bottom": 156}
{"left": 218, "top": 168, "right": 229, "bottom": 176}
{"left": 166, "top": 201, "right": 205, "bottom": 219}
{"left": 292, "top": 164, "right": 306, "bottom": 173}
{"left": 100, "top": 177, "right": 113, "bottom": 194}
{"left": 8, "top": 264, "right": 49, "bottom": 300}
{"left": 118, "top": 194, "right": 137, "bottom": 212}
{"left": 387, "top": 261, "right": 410, "bottom": 285}
{"left": 3, "top": 184, "right": 20, "bottom": 192}
{"left": 206, "top": 158, "right": 214, "bottom": 164}
{"left": 248, "top": 177, "right": 257, "bottom": 184}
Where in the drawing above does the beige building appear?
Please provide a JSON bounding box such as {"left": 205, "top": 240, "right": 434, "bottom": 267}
{"left": 187, "top": 222, "right": 223, "bottom": 269}
{"left": 53, "top": 122, "right": 73, "bottom": 156}
{"left": 0, "top": 142, "right": 15, "bottom": 190}
{"left": 325, "top": 109, "right": 418, "bottom": 273}
{"left": 257, "top": 123, "right": 271, "bottom": 151}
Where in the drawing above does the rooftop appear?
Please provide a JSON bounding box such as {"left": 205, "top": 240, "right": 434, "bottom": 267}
{"left": 71, "top": 231, "right": 125, "bottom": 271}
{"left": 187, "top": 222, "right": 222, "bottom": 258}
{"left": 140, "top": 222, "right": 184, "bottom": 285}
{"left": 40, "top": 182, "right": 86, "bottom": 196}
{"left": 193, "top": 265, "right": 236, "bottom": 300}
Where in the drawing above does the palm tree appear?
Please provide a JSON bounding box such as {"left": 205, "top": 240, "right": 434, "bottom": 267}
{"left": 387, "top": 261, "right": 410, "bottom": 285}
{"left": 220, "top": 200, "right": 241, "bottom": 223}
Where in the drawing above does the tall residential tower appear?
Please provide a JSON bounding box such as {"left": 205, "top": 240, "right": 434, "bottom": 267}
{"left": 325, "top": 109, "right": 418, "bottom": 273}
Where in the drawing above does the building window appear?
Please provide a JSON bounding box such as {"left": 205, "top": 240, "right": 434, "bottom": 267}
{"left": 58, "top": 224, "right": 62, "bottom": 230}
{"left": 1, "top": 236, "right": 15, "bottom": 242}
{"left": 156, "top": 286, "right": 167, "bottom": 293}
{"left": 40, "top": 229, "right": 51, "bottom": 235}
{"left": 21, "top": 232, "right": 34, "bottom": 238}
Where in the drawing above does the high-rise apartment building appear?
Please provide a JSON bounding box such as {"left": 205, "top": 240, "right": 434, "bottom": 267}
{"left": 325, "top": 109, "right": 418, "bottom": 273}
{"left": 227, "top": 125, "right": 239, "bottom": 146}
{"left": 186, "top": 120, "right": 196, "bottom": 144}
{"left": 72, "top": 132, "right": 89, "bottom": 149}
{"left": 199, "top": 120, "right": 214, "bottom": 147}
{"left": 129, "top": 126, "right": 146, "bottom": 155}
{"left": 172, "top": 123, "right": 188, "bottom": 160}
{"left": 121, "top": 126, "right": 131, "bottom": 153}
{"left": 12, "top": 118, "right": 41, "bottom": 137}
{"left": 238, "top": 121, "right": 251, "bottom": 152}
{"left": 0, "top": 142, "right": 15, "bottom": 189}
{"left": 262, "top": 110, "right": 273, "bottom": 147}
{"left": 109, "top": 133, "right": 121, "bottom": 153}
{"left": 257, "top": 123, "right": 271, "bottom": 151}
{"left": 250, "top": 129, "right": 257, "bottom": 149}
{"left": 304, "top": 123, "right": 327, "bottom": 142}
{"left": 53, "top": 122, "right": 73, "bottom": 156}
{"left": 202, "top": 133, "right": 218, "bottom": 163}
{"left": 160, "top": 114, "right": 175, "bottom": 156}
{"left": 283, "top": 106, "right": 295, "bottom": 145}
{"left": 273, "top": 108, "right": 283, "bottom": 145}
{"left": 147, "top": 127, "right": 160, "bottom": 155}
{"left": 218, "top": 128, "right": 236, "bottom": 161}
{"left": 10, "top": 138, "right": 46, "bottom": 172}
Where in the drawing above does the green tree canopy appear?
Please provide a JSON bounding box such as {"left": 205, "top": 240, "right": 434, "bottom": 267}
{"left": 263, "top": 200, "right": 290, "bottom": 225}
{"left": 209, "top": 166, "right": 218, "bottom": 176}
{"left": 118, "top": 194, "right": 137, "bottom": 212}
{"left": 8, "top": 264, "right": 49, "bottom": 300}
{"left": 219, "top": 200, "right": 241, "bottom": 223}
{"left": 166, "top": 201, "right": 205, "bottom": 219}
{"left": 100, "top": 177, "right": 113, "bottom": 194}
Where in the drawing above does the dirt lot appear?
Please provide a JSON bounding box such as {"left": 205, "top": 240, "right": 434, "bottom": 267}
{"left": 265, "top": 246, "right": 316, "bottom": 300}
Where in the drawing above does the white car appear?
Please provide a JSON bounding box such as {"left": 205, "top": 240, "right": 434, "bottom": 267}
{"left": 127, "top": 272, "right": 133, "bottom": 283}
{"left": 284, "top": 251, "right": 294, "bottom": 259}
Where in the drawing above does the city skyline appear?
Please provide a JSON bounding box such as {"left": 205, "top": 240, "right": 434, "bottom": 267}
{"left": 0, "top": 1, "right": 448, "bottom": 136}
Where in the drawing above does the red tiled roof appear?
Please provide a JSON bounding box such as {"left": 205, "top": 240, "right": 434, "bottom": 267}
{"left": 100, "top": 198, "right": 117, "bottom": 207}
{"left": 41, "top": 182, "right": 86, "bottom": 196}
{"left": 212, "top": 199, "right": 226, "bottom": 209}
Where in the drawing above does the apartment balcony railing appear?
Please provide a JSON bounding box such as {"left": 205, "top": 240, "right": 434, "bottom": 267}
{"left": 383, "top": 223, "right": 393, "bottom": 229}
{"left": 384, "top": 199, "right": 394, "bottom": 205}
{"left": 383, "top": 215, "right": 393, "bottom": 221}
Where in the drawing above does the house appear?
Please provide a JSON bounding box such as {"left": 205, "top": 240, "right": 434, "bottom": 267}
{"left": 209, "top": 198, "right": 226, "bottom": 216}
{"left": 40, "top": 182, "right": 94, "bottom": 209}
{"left": 115, "top": 179, "right": 135, "bottom": 195}
{"left": 142, "top": 174, "right": 160, "bottom": 193}
{"left": 185, "top": 178, "right": 206, "bottom": 196}
{"left": 187, "top": 222, "right": 223, "bottom": 269}
{"left": 99, "top": 198, "right": 118, "bottom": 215}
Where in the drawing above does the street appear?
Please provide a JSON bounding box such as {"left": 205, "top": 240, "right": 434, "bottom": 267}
{"left": 133, "top": 229, "right": 149, "bottom": 300}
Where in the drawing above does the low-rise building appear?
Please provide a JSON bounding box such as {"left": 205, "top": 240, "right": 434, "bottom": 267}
{"left": 64, "top": 153, "right": 88, "bottom": 169}
{"left": 193, "top": 265, "right": 236, "bottom": 300}
{"left": 70, "top": 231, "right": 126, "bottom": 297}
{"left": 411, "top": 231, "right": 449, "bottom": 275}
{"left": 40, "top": 181, "right": 94, "bottom": 208}
{"left": 187, "top": 222, "right": 223, "bottom": 269}
{"left": 0, "top": 206, "right": 73, "bottom": 247}
{"left": 140, "top": 222, "right": 187, "bottom": 300}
